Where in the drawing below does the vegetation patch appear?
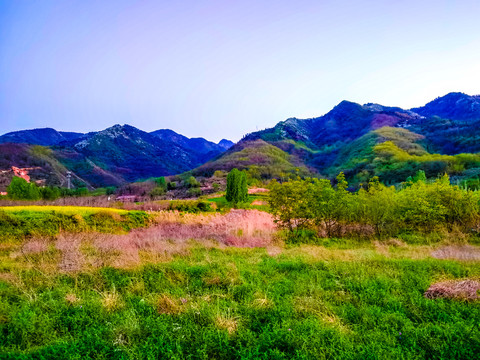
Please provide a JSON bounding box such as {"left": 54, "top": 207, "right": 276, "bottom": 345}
{"left": 424, "top": 279, "right": 480, "bottom": 300}
{"left": 0, "top": 206, "right": 151, "bottom": 241}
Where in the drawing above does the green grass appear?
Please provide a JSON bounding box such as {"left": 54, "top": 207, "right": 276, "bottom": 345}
{"left": 0, "top": 242, "right": 478, "bottom": 359}
{"left": 207, "top": 194, "right": 270, "bottom": 211}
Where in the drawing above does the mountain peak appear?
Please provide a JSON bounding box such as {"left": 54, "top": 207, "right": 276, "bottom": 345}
{"left": 411, "top": 92, "right": 480, "bottom": 120}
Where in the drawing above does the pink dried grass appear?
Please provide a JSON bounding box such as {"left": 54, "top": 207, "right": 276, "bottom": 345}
{"left": 37, "top": 209, "right": 277, "bottom": 270}
{"left": 424, "top": 279, "right": 480, "bottom": 300}
{"left": 248, "top": 188, "right": 269, "bottom": 194}
{"left": 22, "top": 239, "right": 49, "bottom": 254}
{"left": 56, "top": 233, "right": 84, "bottom": 272}
{"left": 431, "top": 245, "right": 480, "bottom": 261}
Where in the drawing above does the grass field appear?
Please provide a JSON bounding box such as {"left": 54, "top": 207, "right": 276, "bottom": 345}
{"left": 0, "top": 207, "right": 479, "bottom": 359}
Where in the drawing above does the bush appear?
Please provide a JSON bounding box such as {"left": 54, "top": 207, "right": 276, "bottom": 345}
{"left": 7, "top": 176, "right": 41, "bottom": 200}
{"left": 268, "top": 173, "right": 480, "bottom": 240}
{"left": 40, "top": 186, "right": 61, "bottom": 200}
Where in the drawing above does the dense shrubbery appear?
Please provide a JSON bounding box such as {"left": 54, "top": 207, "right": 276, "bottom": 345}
{"left": 167, "top": 200, "right": 213, "bottom": 213}
{"left": 0, "top": 208, "right": 151, "bottom": 241}
{"left": 269, "top": 172, "right": 480, "bottom": 239}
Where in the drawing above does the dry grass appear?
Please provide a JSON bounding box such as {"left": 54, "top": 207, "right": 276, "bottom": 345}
{"left": 157, "top": 294, "right": 184, "bottom": 315}
{"left": 65, "top": 293, "right": 81, "bottom": 305}
{"left": 11, "top": 209, "right": 274, "bottom": 271}
{"left": 248, "top": 188, "right": 269, "bottom": 194}
{"left": 100, "top": 290, "right": 124, "bottom": 312}
{"left": 215, "top": 312, "right": 241, "bottom": 334}
{"left": 424, "top": 279, "right": 480, "bottom": 300}
{"left": 251, "top": 292, "right": 273, "bottom": 309}
{"left": 56, "top": 234, "right": 84, "bottom": 272}
{"left": 431, "top": 245, "right": 480, "bottom": 261}
{"left": 22, "top": 239, "right": 49, "bottom": 254}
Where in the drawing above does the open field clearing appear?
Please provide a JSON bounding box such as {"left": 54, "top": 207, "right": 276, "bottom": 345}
{"left": 0, "top": 208, "right": 479, "bottom": 359}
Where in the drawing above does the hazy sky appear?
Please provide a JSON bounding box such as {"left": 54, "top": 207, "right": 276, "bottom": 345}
{"left": 1, "top": 0, "right": 480, "bottom": 142}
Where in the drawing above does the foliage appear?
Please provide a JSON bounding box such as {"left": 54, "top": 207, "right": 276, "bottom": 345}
{"left": 226, "top": 168, "right": 248, "bottom": 204}
{"left": 195, "top": 139, "right": 311, "bottom": 179}
{"left": 154, "top": 176, "right": 167, "bottom": 189}
{"left": 39, "top": 186, "right": 61, "bottom": 201}
{"left": 0, "top": 206, "right": 151, "bottom": 240}
{"left": 268, "top": 173, "right": 480, "bottom": 239}
{"left": 167, "top": 200, "right": 213, "bottom": 213}
{"left": 186, "top": 176, "right": 200, "bottom": 188}
{"left": 187, "top": 187, "right": 202, "bottom": 197}
{"left": 7, "top": 177, "right": 41, "bottom": 201}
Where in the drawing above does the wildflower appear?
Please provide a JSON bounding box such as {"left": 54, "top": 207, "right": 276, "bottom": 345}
{"left": 181, "top": 298, "right": 187, "bottom": 304}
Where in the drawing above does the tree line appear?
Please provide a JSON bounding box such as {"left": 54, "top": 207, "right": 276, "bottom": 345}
{"left": 268, "top": 171, "right": 480, "bottom": 238}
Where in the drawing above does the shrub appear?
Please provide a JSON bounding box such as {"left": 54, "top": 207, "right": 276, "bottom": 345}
{"left": 7, "top": 176, "right": 41, "bottom": 200}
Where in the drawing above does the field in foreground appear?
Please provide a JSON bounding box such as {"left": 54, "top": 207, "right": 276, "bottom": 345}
{"left": 0, "top": 208, "right": 479, "bottom": 359}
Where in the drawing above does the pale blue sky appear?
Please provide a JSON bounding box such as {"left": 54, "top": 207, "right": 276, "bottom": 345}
{"left": 1, "top": 0, "right": 479, "bottom": 142}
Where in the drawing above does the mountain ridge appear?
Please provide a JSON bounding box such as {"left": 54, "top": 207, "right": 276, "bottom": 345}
{"left": 2, "top": 92, "right": 480, "bottom": 189}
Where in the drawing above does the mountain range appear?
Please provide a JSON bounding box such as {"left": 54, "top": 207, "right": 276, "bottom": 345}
{"left": 1, "top": 92, "right": 480, "bottom": 190}
{"left": 0, "top": 126, "right": 233, "bottom": 189}
{"left": 196, "top": 92, "right": 480, "bottom": 186}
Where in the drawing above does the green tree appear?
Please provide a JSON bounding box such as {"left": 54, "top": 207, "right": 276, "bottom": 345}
{"left": 357, "top": 177, "right": 396, "bottom": 236}
{"left": 7, "top": 176, "right": 41, "bottom": 200}
{"left": 268, "top": 178, "right": 313, "bottom": 233}
{"left": 226, "top": 168, "right": 248, "bottom": 204}
{"left": 155, "top": 177, "right": 167, "bottom": 189}
{"left": 186, "top": 176, "right": 200, "bottom": 188}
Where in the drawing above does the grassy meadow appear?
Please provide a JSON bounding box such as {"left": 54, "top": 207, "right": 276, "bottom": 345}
{"left": 0, "top": 205, "right": 479, "bottom": 359}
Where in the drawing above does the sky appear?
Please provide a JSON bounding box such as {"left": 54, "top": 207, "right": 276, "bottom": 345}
{"left": 1, "top": 0, "right": 480, "bottom": 142}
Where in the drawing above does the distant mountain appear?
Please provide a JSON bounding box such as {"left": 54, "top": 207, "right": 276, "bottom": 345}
{"left": 150, "top": 129, "right": 233, "bottom": 157}
{"left": 0, "top": 124, "right": 233, "bottom": 188}
{"left": 411, "top": 92, "right": 480, "bottom": 120}
{"left": 0, "top": 128, "right": 84, "bottom": 146}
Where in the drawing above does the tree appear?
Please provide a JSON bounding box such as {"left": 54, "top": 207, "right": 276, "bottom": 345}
{"left": 357, "top": 177, "right": 396, "bottom": 236}
{"left": 226, "top": 168, "right": 248, "bottom": 204}
{"left": 268, "top": 178, "right": 313, "bottom": 233}
{"left": 186, "top": 176, "right": 200, "bottom": 188}
{"left": 7, "top": 176, "right": 41, "bottom": 200}
{"left": 155, "top": 177, "right": 167, "bottom": 190}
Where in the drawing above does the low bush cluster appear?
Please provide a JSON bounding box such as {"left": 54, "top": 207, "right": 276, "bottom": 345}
{"left": 0, "top": 208, "right": 151, "bottom": 241}
{"left": 269, "top": 172, "right": 480, "bottom": 240}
